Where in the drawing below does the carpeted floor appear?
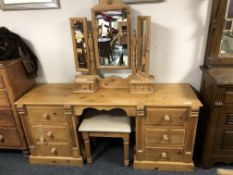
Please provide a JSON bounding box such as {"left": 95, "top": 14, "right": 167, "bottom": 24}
{"left": 0, "top": 139, "right": 232, "bottom": 175}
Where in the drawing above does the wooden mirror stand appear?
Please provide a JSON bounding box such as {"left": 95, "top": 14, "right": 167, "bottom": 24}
{"left": 70, "top": 0, "right": 155, "bottom": 94}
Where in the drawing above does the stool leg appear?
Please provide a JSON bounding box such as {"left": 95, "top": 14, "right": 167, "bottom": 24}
{"left": 82, "top": 132, "right": 92, "bottom": 164}
{"left": 123, "top": 134, "right": 129, "bottom": 166}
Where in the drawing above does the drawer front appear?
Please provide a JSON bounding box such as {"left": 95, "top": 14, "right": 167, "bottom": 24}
{"left": 31, "top": 125, "right": 71, "bottom": 142}
{"left": 221, "top": 130, "right": 233, "bottom": 150}
{"left": 0, "top": 76, "right": 5, "bottom": 89}
{"left": 145, "top": 128, "right": 186, "bottom": 147}
{"left": 0, "top": 90, "right": 10, "bottom": 107}
{"left": 0, "top": 108, "right": 16, "bottom": 127}
{"left": 27, "top": 106, "right": 65, "bottom": 124}
{"left": 224, "top": 88, "right": 233, "bottom": 104}
{"left": 146, "top": 148, "right": 183, "bottom": 162}
{"left": 36, "top": 143, "right": 72, "bottom": 157}
{"left": 0, "top": 128, "right": 21, "bottom": 146}
{"left": 146, "top": 108, "right": 189, "bottom": 126}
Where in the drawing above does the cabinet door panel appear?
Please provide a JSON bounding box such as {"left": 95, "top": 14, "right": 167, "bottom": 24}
{"left": 214, "top": 107, "right": 233, "bottom": 154}
{"left": 222, "top": 130, "right": 233, "bottom": 150}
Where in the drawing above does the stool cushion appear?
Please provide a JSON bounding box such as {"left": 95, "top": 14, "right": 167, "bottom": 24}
{"left": 78, "top": 114, "right": 131, "bottom": 133}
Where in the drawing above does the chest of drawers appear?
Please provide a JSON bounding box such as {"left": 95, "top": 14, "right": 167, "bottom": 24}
{"left": 0, "top": 59, "right": 35, "bottom": 149}
{"left": 200, "top": 69, "right": 233, "bottom": 168}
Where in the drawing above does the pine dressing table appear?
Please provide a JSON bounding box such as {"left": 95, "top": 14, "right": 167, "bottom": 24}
{"left": 16, "top": 83, "right": 201, "bottom": 171}
{"left": 15, "top": 0, "right": 202, "bottom": 171}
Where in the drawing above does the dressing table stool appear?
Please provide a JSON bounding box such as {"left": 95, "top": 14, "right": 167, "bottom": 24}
{"left": 78, "top": 114, "right": 131, "bottom": 166}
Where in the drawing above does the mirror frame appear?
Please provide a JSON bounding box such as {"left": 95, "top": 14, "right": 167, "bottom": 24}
{"left": 92, "top": 0, "right": 131, "bottom": 70}
{"left": 136, "top": 16, "right": 151, "bottom": 76}
{"left": 70, "top": 17, "right": 90, "bottom": 73}
{"left": 0, "top": 0, "right": 60, "bottom": 11}
{"left": 205, "top": 0, "right": 233, "bottom": 66}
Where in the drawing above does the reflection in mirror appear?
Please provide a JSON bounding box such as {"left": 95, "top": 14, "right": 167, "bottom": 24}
{"left": 70, "top": 18, "right": 89, "bottom": 72}
{"left": 96, "top": 10, "right": 129, "bottom": 67}
{"left": 220, "top": 0, "right": 233, "bottom": 58}
{"left": 137, "top": 16, "right": 150, "bottom": 75}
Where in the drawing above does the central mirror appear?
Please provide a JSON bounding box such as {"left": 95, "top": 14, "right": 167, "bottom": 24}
{"left": 92, "top": 0, "right": 131, "bottom": 69}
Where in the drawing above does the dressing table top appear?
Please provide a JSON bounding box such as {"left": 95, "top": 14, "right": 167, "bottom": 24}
{"left": 16, "top": 84, "right": 202, "bottom": 109}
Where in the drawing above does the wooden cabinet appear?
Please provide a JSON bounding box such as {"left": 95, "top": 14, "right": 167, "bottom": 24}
{"left": 199, "top": 0, "right": 233, "bottom": 168}
{"left": 201, "top": 71, "right": 233, "bottom": 167}
{"left": 16, "top": 84, "right": 201, "bottom": 171}
{"left": 0, "top": 59, "right": 35, "bottom": 149}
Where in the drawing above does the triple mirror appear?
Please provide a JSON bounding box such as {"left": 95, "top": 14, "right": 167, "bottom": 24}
{"left": 70, "top": 0, "right": 151, "bottom": 74}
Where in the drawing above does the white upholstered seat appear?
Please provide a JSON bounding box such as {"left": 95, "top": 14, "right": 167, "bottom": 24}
{"left": 78, "top": 114, "right": 131, "bottom": 133}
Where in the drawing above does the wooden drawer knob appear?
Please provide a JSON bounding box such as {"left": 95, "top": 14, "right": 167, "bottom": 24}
{"left": 162, "top": 134, "right": 169, "bottom": 141}
{"left": 39, "top": 136, "right": 45, "bottom": 144}
{"left": 161, "top": 152, "right": 167, "bottom": 159}
{"left": 46, "top": 131, "right": 53, "bottom": 138}
{"left": 42, "top": 112, "right": 50, "bottom": 120}
{"left": 50, "top": 147, "right": 57, "bottom": 155}
{"left": 0, "top": 135, "right": 4, "bottom": 142}
{"left": 164, "top": 115, "right": 171, "bottom": 121}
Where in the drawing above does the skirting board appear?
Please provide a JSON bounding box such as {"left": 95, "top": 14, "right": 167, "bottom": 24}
{"left": 29, "top": 156, "right": 83, "bottom": 166}
{"left": 134, "top": 160, "right": 194, "bottom": 171}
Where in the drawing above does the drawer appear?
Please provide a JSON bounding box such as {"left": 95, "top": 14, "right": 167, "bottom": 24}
{"left": 146, "top": 108, "right": 189, "bottom": 126}
{"left": 221, "top": 130, "right": 233, "bottom": 150}
{"left": 0, "top": 90, "right": 10, "bottom": 107}
{"left": 31, "top": 125, "right": 71, "bottom": 142}
{"left": 145, "top": 128, "right": 186, "bottom": 147}
{"left": 27, "top": 106, "right": 66, "bottom": 124}
{"left": 224, "top": 88, "right": 233, "bottom": 104}
{"left": 0, "top": 76, "right": 5, "bottom": 89}
{"left": 146, "top": 147, "right": 183, "bottom": 162}
{"left": 0, "top": 108, "right": 16, "bottom": 127}
{"left": 0, "top": 128, "right": 21, "bottom": 146}
{"left": 36, "top": 142, "right": 72, "bottom": 157}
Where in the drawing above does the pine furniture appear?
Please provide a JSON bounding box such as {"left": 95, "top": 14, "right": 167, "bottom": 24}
{"left": 16, "top": 83, "right": 202, "bottom": 171}
{"left": 14, "top": 0, "right": 202, "bottom": 172}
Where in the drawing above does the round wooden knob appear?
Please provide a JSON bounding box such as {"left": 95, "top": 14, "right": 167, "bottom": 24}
{"left": 39, "top": 136, "right": 45, "bottom": 144}
{"left": 162, "top": 134, "right": 169, "bottom": 141}
{"left": 46, "top": 131, "right": 53, "bottom": 138}
{"left": 0, "top": 135, "right": 4, "bottom": 142}
{"left": 161, "top": 152, "right": 167, "bottom": 159}
{"left": 50, "top": 147, "right": 57, "bottom": 154}
{"left": 42, "top": 112, "right": 50, "bottom": 120}
{"left": 164, "top": 115, "right": 170, "bottom": 121}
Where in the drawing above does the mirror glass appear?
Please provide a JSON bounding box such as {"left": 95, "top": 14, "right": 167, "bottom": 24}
{"left": 72, "top": 19, "right": 89, "bottom": 70}
{"left": 137, "top": 16, "right": 150, "bottom": 75}
{"left": 138, "top": 19, "right": 147, "bottom": 72}
{"left": 95, "top": 10, "right": 129, "bottom": 67}
{"left": 219, "top": 0, "right": 233, "bottom": 58}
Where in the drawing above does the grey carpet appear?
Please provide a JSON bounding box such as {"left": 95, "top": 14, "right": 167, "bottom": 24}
{"left": 0, "top": 139, "right": 232, "bottom": 175}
